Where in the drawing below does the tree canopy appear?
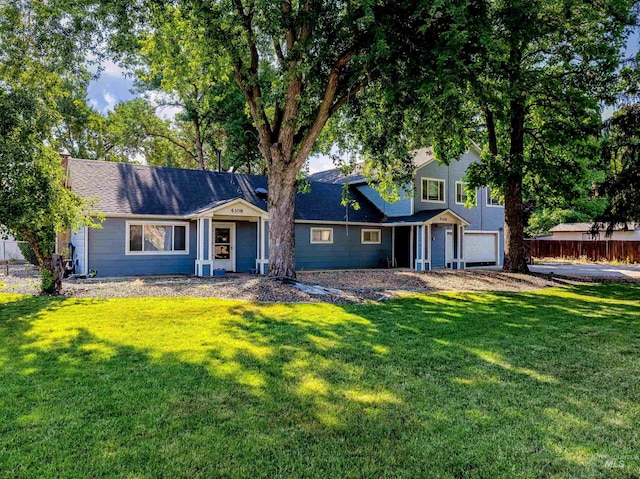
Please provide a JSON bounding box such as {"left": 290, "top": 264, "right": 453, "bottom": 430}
{"left": 595, "top": 103, "right": 640, "bottom": 234}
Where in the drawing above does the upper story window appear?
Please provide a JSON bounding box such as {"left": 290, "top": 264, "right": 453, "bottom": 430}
{"left": 421, "top": 177, "right": 445, "bottom": 203}
{"left": 126, "top": 221, "right": 189, "bottom": 255}
{"left": 486, "top": 187, "right": 504, "bottom": 207}
{"left": 310, "top": 227, "right": 333, "bottom": 244}
{"left": 361, "top": 229, "right": 381, "bottom": 244}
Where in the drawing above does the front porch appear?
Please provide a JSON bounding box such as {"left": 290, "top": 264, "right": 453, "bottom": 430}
{"left": 188, "top": 198, "right": 269, "bottom": 277}
{"left": 387, "top": 209, "right": 471, "bottom": 271}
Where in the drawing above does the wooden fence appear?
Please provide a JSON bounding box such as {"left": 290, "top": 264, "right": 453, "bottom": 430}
{"left": 525, "top": 239, "right": 640, "bottom": 264}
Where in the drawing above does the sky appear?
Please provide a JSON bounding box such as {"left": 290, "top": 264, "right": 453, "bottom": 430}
{"left": 86, "top": 60, "right": 334, "bottom": 173}
{"left": 87, "top": 30, "right": 640, "bottom": 174}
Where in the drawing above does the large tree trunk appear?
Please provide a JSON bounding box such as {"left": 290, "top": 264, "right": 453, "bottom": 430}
{"left": 267, "top": 163, "right": 298, "bottom": 278}
{"left": 503, "top": 96, "right": 529, "bottom": 273}
{"left": 503, "top": 176, "right": 528, "bottom": 272}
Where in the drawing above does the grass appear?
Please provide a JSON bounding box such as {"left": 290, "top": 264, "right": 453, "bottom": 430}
{"left": 1, "top": 285, "right": 639, "bottom": 478}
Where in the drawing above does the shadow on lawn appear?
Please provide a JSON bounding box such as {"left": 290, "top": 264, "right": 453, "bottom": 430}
{"left": 0, "top": 285, "right": 639, "bottom": 478}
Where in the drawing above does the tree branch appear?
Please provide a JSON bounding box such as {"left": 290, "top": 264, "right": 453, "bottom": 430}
{"left": 328, "top": 76, "right": 369, "bottom": 116}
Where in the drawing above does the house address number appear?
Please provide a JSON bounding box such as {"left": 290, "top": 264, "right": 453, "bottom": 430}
{"left": 230, "top": 208, "right": 244, "bottom": 214}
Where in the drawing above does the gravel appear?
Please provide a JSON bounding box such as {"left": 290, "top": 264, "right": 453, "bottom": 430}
{"left": 0, "top": 263, "right": 611, "bottom": 304}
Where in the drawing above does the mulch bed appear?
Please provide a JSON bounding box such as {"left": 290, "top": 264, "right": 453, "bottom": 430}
{"left": 0, "top": 263, "right": 628, "bottom": 304}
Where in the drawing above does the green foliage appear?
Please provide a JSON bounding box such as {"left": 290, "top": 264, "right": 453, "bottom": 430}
{"left": 0, "top": 1, "right": 103, "bottom": 292}
{"left": 595, "top": 104, "right": 640, "bottom": 234}
{"left": 39, "top": 269, "right": 57, "bottom": 294}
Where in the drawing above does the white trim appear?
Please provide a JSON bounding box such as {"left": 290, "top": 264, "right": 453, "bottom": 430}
{"left": 486, "top": 187, "right": 504, "bottom": 208}
{"left": 455, "top": 181, "right": 478, "bottom": 206}
{"left": 125, "top": 220, "right": 190, "bottom": 255}
{"left": 260, "top": 218, "right": 266, "bottom": 273}
{"left": 445, "top": 229, "right": 499, "bottom": 266}
{"left": 310, "top": 227, "right": 334, "bottom": 244}
{"left": 361, "top": 228, "right": 381, "bottom": 244}
{"left": 212, "top": 222, "right": 236, "bottom": 272}
{"left": 186, "top": 197, "right": 268, "bottom": 219}
{"left": 420, "top": 177, "right": 446, "bottom": 204}
{"left": 84, "top": 226, "right": 89, "bottom": 275}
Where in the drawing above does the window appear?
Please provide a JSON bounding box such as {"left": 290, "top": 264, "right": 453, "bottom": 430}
{"left": 310, "top": 228, "right": 333, "bottom": 244}
{"left": 421, "top": 178, "right": 445, "bottom": 203}
{"left": 486, "top": 187, "right": 503, "bottom": 207}
{"left": 361, "top": 229, "right": 381, "bottom": 244}
{"left": 455, "top": 182, "right": 468, "bottom": 205}
{"left": 126, "top": 221, "right": 189, "bottom": 254}
{"left": 455, "top": 182, "right": 477, "bottom": 206}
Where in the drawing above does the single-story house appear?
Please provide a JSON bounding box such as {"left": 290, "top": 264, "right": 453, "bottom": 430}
{"left": 537, "top": 222, "right": 640, "bottom": 241}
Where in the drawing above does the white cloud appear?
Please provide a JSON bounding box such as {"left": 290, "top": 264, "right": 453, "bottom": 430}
{"left": 146, "top": 91, "right": 184, "bottom": 121}
{"left": 102, "top": 91, "right": 118, "bottom": 113}
{"left": 307, "top": 154, "right": 335, "bottom": 174}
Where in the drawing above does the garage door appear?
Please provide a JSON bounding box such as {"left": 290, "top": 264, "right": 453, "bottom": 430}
{"left": 446, "top": 231, "right": 498, "bottom": 265}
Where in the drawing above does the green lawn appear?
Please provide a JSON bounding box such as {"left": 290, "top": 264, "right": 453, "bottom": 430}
{"left": 1, "top": 285, "right": 639, "bottom": 478}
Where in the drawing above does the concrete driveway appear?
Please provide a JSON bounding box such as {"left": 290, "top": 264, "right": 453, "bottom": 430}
{"left": 529, "top": 262, "right": 640, "bottom": 279}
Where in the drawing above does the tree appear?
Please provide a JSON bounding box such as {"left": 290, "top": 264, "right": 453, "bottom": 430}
{"left": 0, "top": 0, "right": 102, "bottom": 293}
{"left": 111, "top": 4, "right": 263, "bottom": 172}
{"left": 0, "top": 87, "right": 98, "bottom": 293}
{"left": 179, "top": 0, "right": 456, "bottom": 277}
{"left": 459, "top": 0, "right": 634, "bottom": 272}
{"left": 594, "top": 103, "right": 640, "bottom": 234}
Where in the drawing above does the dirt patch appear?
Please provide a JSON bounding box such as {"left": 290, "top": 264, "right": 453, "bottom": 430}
{"left": 0, "top": 264, "right": 613, "bottom": 304}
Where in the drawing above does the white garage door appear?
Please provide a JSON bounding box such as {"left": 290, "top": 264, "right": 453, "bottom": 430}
{"left": 446, "top": 231, "right": 498, "bottom": 264}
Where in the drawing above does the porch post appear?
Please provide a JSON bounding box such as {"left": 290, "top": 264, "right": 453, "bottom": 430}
{"left": 260, "top": 217, "right": 267, "bottom": 274}
{"left": 426, "top": 224, "right": 432, "bottom": 271}
{"left": 459, "top": 225, "right": 466, "bottom": 270}
{"left": 421, "top": 224, "right": 427, "bottom": 272}
{"left": 196, "top": 218, "right": 204, "bottom": 276}
{"left": 410, "top": 225, "right": 414, "bottom": 270}
{"left": 256, "top": 217, "right": 261, "bottom": 272}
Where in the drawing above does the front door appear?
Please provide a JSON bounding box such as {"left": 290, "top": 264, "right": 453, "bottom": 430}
{"left": 212, "top": 222, "right": 235, "bottom": 271}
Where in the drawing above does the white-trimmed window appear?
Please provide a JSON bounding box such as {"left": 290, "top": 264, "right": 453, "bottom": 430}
{"left": 455, "top": 182, "right": 477, "bottom": 206}
{"left": 361, "top": 229, "right": 381, "bottom": 244}
{"left": 421, "top": 177, "right": 445, "bottom": 203}
{"left": 310, "top": 228, "right": 333, "bottom": 244}
{"left": 486, "top": 187, "right": 503, "bottom": 207}
{"left": 126, "top": 221, "right": 189, "bottom": 254}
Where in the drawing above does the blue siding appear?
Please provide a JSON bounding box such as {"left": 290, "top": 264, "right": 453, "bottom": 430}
{"left": 88, "top": 218, "right": 197, "bottom": 276}
{"left": 236, "top": 221, "right": 258, "bottom": 272}
{"left": 295, "top": 224, "right": 392, "bottom": 270}
{"left": 355, "top": 184, "right": 412, "bottom": 217}
{"left": 413, "top": 150, "right": 504, "bottom": 232}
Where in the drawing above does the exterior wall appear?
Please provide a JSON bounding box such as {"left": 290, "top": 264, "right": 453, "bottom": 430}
{"left": 70, "top": 227, "right": 86, "bottom": 274}
{"left": 412, "top": 150, "right": 504, "bottom": 232}
{"left": 355, "top": 184, "right": 412, "bottom": 217}
{"left": 88, "top": 218, "right": 197, "bottom": 276}
{"left": 295, "top": 223, "right": 392, "bottom": 270}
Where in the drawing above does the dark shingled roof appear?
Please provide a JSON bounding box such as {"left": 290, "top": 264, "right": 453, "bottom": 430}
{"left": 67, "top": 159, "right": 384, "bottom": 223}
{"left": 307, "top": 165, "right": 366, "bottom": 184}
